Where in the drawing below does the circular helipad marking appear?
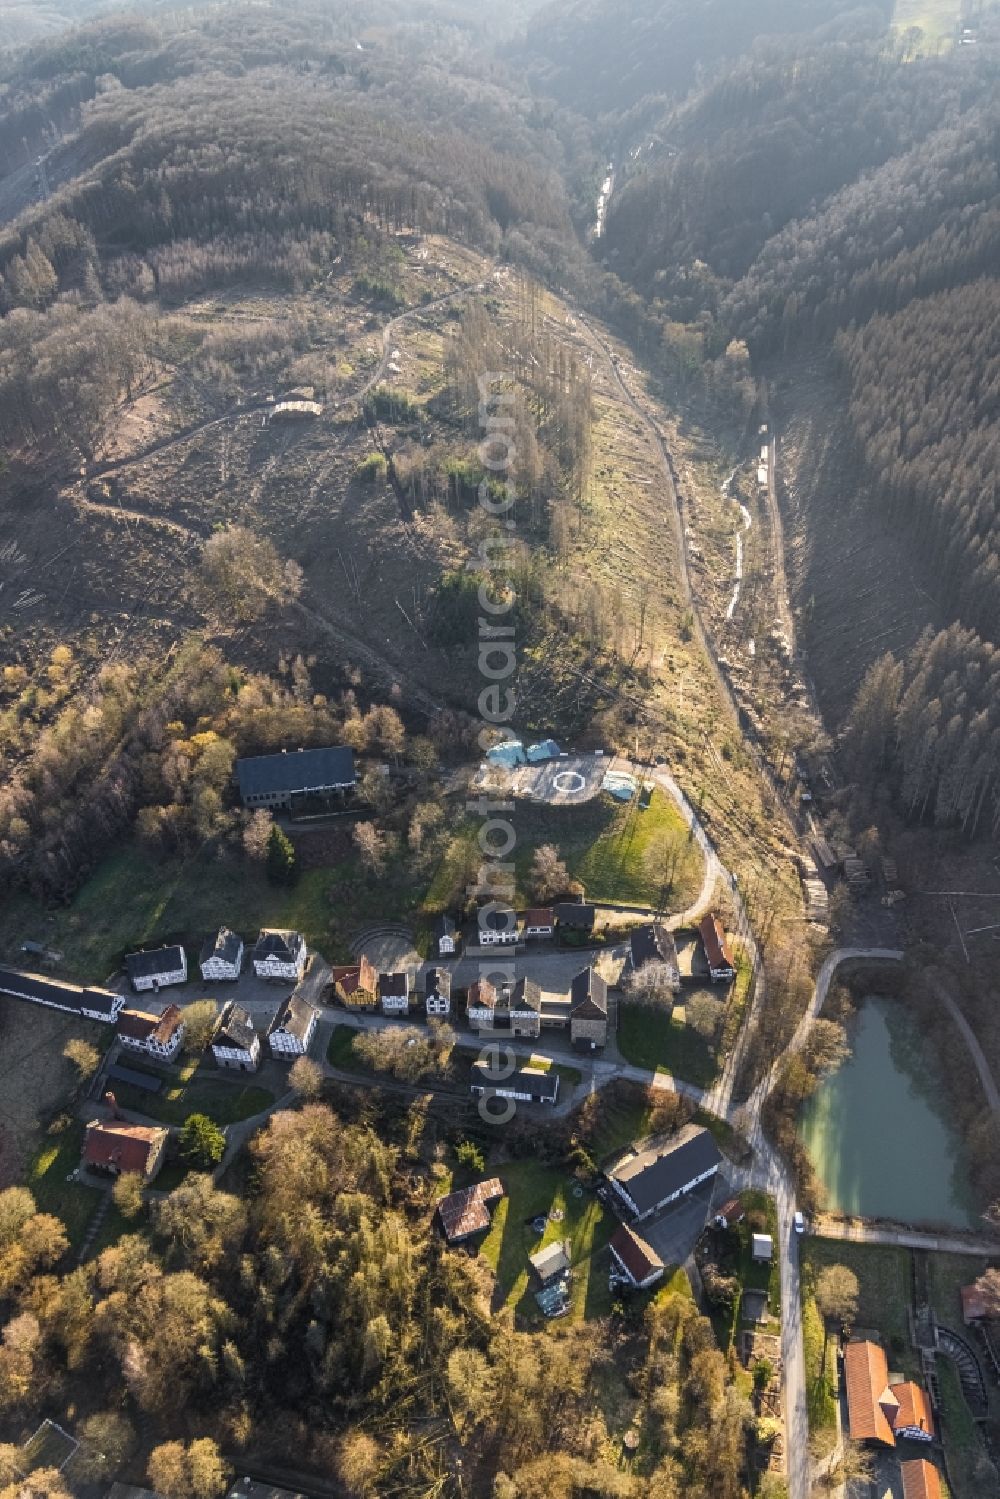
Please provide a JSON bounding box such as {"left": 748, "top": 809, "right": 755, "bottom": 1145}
{"left": 553, "top": 770, "right": 587, "bottom": 794}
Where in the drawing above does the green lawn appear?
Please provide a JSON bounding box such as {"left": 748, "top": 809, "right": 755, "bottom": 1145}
{"left": 28, "top": 1115, "right": 102, "bottom": 1249}
{"left": 427, "top": 789, "right": 704, "bottom": 915}
{"left": 479, "top": 1159, "right": 613, "bottom": 1323}
{"left": 801, "top": 1239, "right": 918, "bottom": 1378}
{"left": 617, "top": 1003, "right": 718, "bottom": 1087}
{"left": 110, "top": 1057, "right": 273, "bottom": 1126}
{"left": 0, "top": 834, "right": 433, "bottom": 979}
{"left": 583, "top": 1081, "right": 657, "bottom": 1166}
{"left": 927, "top": 1251, "right": 995, "bottom": 1330}
{"left": 937, "top": 1356, "right": 984, "bottom": 1497}
{"left": 712, "top": 1190, "right": 782, "bottom": 1356}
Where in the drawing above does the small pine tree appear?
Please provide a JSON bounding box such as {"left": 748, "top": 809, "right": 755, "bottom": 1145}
{"left": 266, "top": 823, "right": 297, "bottom": 885}
{"left": 179, "top": 1113, "right": 226, "bottom": 1169}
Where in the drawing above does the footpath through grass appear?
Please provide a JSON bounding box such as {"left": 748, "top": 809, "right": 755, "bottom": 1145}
{"left": 616, "top": 1003, "right": 719, "bottom": 1087}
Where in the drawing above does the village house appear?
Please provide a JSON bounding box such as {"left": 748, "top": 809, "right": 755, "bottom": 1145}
{"left": 569, "top": 967, "right": 609, "bottom": 1050}
{"left": 752, "top": 1233, "right": 774, "bottom": 1263}
{"left": 82, "top": 1117, "right": 169, "bottom": 1183}
{"left": 466, "top": 977, "right": 542, "bottom": 1038}
{"left": 124, "top": 945, "right": 187, "bottom": 994}
{"left": 844, "top": 1340, "right": 935, "bottom": 1447}
{"left": 521, "top": 907, "right": 555, "bottom": 940}
{"left": 235, "top": 745, "right": 356, "bottom": 810}
{"left": 477, "top": 906, "right": 519, "bottom": 947}
{"left": 554, "top": 902, "right": 596, "bottom": 936}
{"left": 266, "top": 994, "right": 319, "bottom": 1058}
{"left": 470, "top": 1061, "right": 560, "bottom": 1107}
{"left": 609, "top": 1224, "right": 666, "bottom": 1290}
{"left": 698, "top": 912, "right": 735, "bottom": 982}
{"left": 212, "top": 1001, "right": 260, "bottom": 1072}
{"left": 117, "top": 1003, "right": 185, "bottom": 1063}
{"left": 0, "top": 967, "right": 123, "bottom": 1023}
{"left": 607, "top": 1125, "right": 721, "bottom": 1223}
{"left": 436, "top": 916, "right": 458, "bottom": 956}
{"left": 199, "top": 927, "right": 244, "bottom": 982}
{"left": 424, "top": 968, "right": 452, "bottom": 1017}
{"left": 253, "top": 929, "right": 307, "bottom": 982}
{"left": 436, "top": 1179, "right": 505, "bottom": 1243}
{"left": 901, "top": 1458, "right": 943, "bottom": 1499}
{"left": 379, "top": 971, "right": 411, "bottom": 1015}
{"left": 330, "top": 955, "right": 379, "bottom": 1008}
{"left": 629, "top": 923, "right": 680, "bottom": 988}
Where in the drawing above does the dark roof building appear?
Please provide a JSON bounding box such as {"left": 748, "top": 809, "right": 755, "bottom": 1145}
{"left": 570, "top": 967, "right": 607, "bottom": 1019}
{"left": 607, "top": 1125, "right": 721, "bottom": 1221}
{"left": 554, "top": 902, "right": 596, "bottom": 930}
{"left": 509, "top": 977, "right": 542, "bottom": 1012}
{"left": 267, "top": 994, "right": 319, "bottom": 1048}
{"left": 0, "top": 966, "right": 123, "bottom": 1021}
{"left": 470, "top": 1061, "right": 560, "bottom": 1105}
{"left": 215, "top": 1002, "right": 257, "bottom": 1052}
{"left": 629, "top": 923, "right": 679, "bottom": 973}
{"left": 254, "top": 930, "right": 306, "bottom": 965}
{"left": 425, "top": 968, "right": 452, "bottom": 1000}
{"left": 124, "top": 945, "right": 186, "bottom": 985}
{"left": 236, "top": 745, "right": 356, "bottom": 807}
{"left": 200, "top": 927, "right": 243, "bottom": 969}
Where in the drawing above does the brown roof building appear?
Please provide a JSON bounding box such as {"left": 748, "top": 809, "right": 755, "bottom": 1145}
{"left": 467, "top": 978, "right": 498, "bottom": 1010}
{"left": 961, "top": 1283, "right": 989, "bottom": 1323}
{"left": 901, "top": 1459, "right": 943, "bottom": 1499}
{"left": 83, "top": 1120, "right": 168, "bottom": 1181}
{"left": 698, "top": 912, "right": 735, "bottom": 980}
{"left": 844, "top": 1341, "right": 935, "bottom": 1447}
{"left": 609, "top": 1225, "right": 665, "bottom": 1289}
{"left": 437, "top": 1179, "right": 505, "bottom": 1242}
{"left": 331, "top": 956, "right": 378, "bottom": 1006}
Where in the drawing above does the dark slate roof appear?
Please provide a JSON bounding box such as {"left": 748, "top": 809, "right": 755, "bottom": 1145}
{"left": 425, "top": 968, "right": 452, "bottom": 999}
{"left": 0, "top": 967, "right": 123, "bottom": 1020}
{"left": 215, "top": 1001, "right": 257, "bottom": 1052}
{"left": 608, "top": 1126, "right": 721, "bottom": 1216}
{"left": 436, "top": 915, "right": 456, "bottom": 938}
{"left": 379, "top": 972, "right": 409, "bottom": 997}
{"left": 236, "top": 745, "right": 355, "bottom": 799}
{"left": 124, "top": 946, "right": 185, "bottom": 980}
{"left": 254, "top": 929, "right": 305, "bottom": 963}
{"left": 471, "top": 1061, "right": 560, "bottom": 1101}
{"left": 267, "top": 993, "right": 318, "bottom": 1043}
{"left": 509, "top": 977, "right": 542, "bottom": 1012}
{"left": 554, "top": 902, "right": 596, "bottom": 928}
{"left": 108, "top": 1063, "right": 163, "bottom": 1093}
{"left": 570, "top": 968, "right": 608, "bottom": 1018}
{"left": 630, "top": 923, "right": 678, "bottom": 969}
{"left": 200, "top": 927, "right": 243, "bottom": 967}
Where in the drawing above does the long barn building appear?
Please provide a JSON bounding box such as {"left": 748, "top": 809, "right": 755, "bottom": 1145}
{"left": 0, "top": 967, "right": 124, "bottom": 1023}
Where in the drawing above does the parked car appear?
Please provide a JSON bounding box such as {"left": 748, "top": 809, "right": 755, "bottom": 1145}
{"left": 793, "top": 1211, "right": 806, "bottom": 1234}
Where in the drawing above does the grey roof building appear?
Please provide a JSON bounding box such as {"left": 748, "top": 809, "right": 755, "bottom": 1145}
{"left": 629, "top": 923, "right": 679, "bottom": 974}
{"left": 607, "top": 1125, "right": 721, "bottom": 1221}
{"left": 236, "top": 745, "right": 356, "bottom": 807}
{"left": 215, "top": 1001, "right": 257, "bottom": 1052}
{"left": 0, "top": 967, "right": 123, "bottom": 1021}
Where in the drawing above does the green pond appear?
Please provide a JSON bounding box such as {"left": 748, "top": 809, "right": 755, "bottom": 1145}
{"left": 801, "top": 995, "right": 975, "bottom": 1228}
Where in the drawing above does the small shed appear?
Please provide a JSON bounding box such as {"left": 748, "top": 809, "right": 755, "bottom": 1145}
{"left": 529, "top": 1240, "right": 571, "bottom": 1284}
{"left": 752, "top": 1233, "right": 774, "bottom": 1263}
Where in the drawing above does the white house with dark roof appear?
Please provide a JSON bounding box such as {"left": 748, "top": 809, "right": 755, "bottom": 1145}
{"left": 435, "top": 916, "right": 457, "bottom": 956}
{"left": 118, "top": 1003, "right": 186, "bottom": 1063}
{"left": 212, "top": 1001, "right": 260, "bottom": 1072}
{"left": 477, "top": 906, "right": 518, "bottom": 947}
{"left": 267, "top": 994, "right": 319, "bottom": 1058}
{"left": 199, "top": 927, "right": 244, "bottom": 982}
{"left": 424, "top": 968, "right": 452, "bottom": 1017}
{"left": 253, "top": 929, "right": 307, "bottom": 982}
{"left": 609, "top": 1225, "right": 665, "bottom": 1290}
{"left": 379, "top": 971, "right": 410, "bottom": 1015}
{"left": 607, "top": 1125, "right": 721, "bottom": 1222}
{"left": 0, "top": 967, "right": 123, "bottom": 1023}
{"left": 124, "top": 945, "right": 187, "bottom": 994}
{"left": 470, "top": 1061, "right": 560, "bottom": 1106}
{"left": 236, "top": 745, "right": 356, "bottom": 810}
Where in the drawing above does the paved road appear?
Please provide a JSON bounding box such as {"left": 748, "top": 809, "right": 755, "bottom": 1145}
{"left": 811, "top": 1217, "right": 1000, "bottom": 1256}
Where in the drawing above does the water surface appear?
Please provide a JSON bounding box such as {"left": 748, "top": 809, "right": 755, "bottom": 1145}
{"left": 801, "top": 996, "right": 975, "bottom": 1227}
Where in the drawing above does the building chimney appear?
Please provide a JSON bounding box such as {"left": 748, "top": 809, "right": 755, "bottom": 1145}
{"left": 104, "top": 1090, "right": 121, "bottom": 1119}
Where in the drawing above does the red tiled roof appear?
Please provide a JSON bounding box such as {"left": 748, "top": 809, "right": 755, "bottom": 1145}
{"left": 467, "top": 979, "right": 497, "bottom": 1009}
{"left": 523, "top": 908, "right": 554, "bottom": 926}
{"left": 83, "top": 1120, "right": 167, "bottom": 1177}
{"left": 844, "top": 1341, "right": 895, "bottom": 1446}
{"left": 610, "top": 1225, "right": 665, "bottom": 1286}
{"left": 333, "top": 955, "right": 378, "bottom": 1001}
{"left": 698, "top": 912, "right": 734, "bottom": 972}
{"left": 891, "top": 1381, "right": 935, "bottom": 1439}
{"left": 117, "top": 1008, "right": 158, "bottom": 1040}
{"left": 901, "top": 1459, "right": 943, "bottom": 1499}
{"left": 437, "top": 1178, "right": 504, "bottom": 1241}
